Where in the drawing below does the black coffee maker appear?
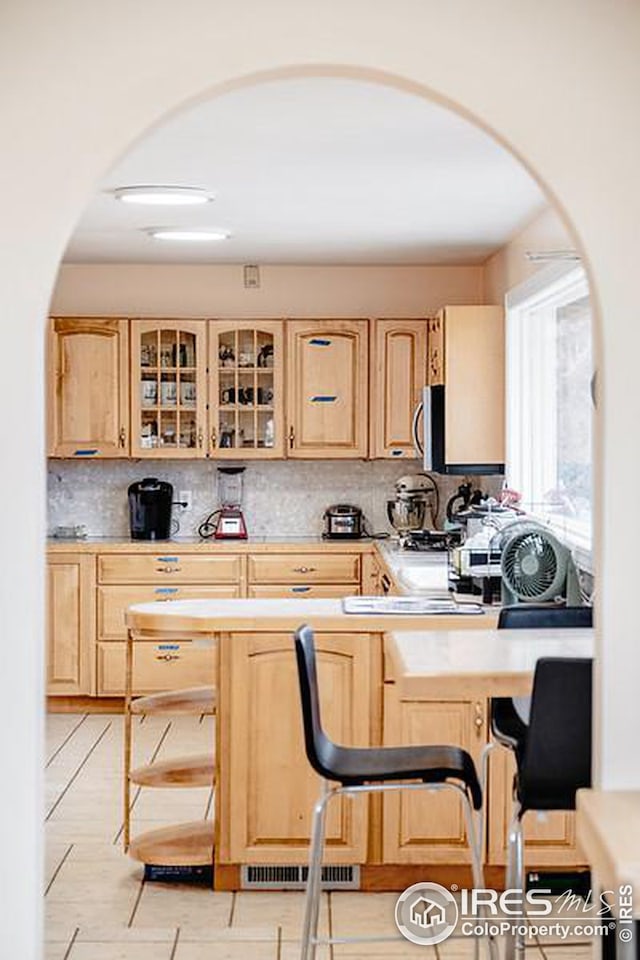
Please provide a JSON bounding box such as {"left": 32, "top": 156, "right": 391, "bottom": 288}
{"left": 128, "top": 478, "right": 173, "bottom": 540}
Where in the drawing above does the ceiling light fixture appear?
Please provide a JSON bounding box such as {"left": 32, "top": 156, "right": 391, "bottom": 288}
{"left": 146, "top": 228, "right": 230, "bottom": 242}
{"left": 114, "top": 186, "right": 212, "bottom": 206}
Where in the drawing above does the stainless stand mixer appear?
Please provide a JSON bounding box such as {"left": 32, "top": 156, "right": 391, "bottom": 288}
{"left": 386, "top": 474, "right": 438, "bottom": 540}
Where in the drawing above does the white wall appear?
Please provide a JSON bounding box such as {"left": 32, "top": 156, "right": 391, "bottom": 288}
{"left": 3, "top": 2, "right": 640, "bottom": 954}
{"left": 483, "top": 207, "right": 573, "bottom": 302}
{"left": 53, "top": 263, "right": 484, "bottom": 317}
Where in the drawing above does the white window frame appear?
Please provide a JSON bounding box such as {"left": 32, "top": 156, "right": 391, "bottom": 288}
{"left": 506, "top": 262, "right": 593, "bottom": 570}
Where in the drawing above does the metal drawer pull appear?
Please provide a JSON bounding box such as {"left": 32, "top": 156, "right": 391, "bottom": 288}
{"left": 156, "top": 654, "right": 181, "bottom": 662}
{"left": 293, "top": 566, "right": 317, "bottom": 574}
{"left": 156, "top": 566, "right": 182, "bottom": 573}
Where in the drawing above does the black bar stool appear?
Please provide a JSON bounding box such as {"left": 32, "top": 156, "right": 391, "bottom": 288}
{"left": 294, "top": 624, "right": 488, "bottom": 960}
{"left": 504, "top": 656, "right": 593, "bottom": 960}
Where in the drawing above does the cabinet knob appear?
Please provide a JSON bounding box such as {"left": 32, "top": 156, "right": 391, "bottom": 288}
{"left": 288, "top": 425, "right": 295, "bottom": 449}
{"left": 197, "top": 428, "right": 204, "bottom": 449}
{"left": 210, "top": 428, "right": 217, "bottom": 449}
{"left": 119, "top": 427, "right": 127, "bottom": 448}
{"left": 293, "top": 566, "right": 316, "bottom": 574}
{"left": 156, "top": 566, "right": 181, "bottom": 574}
{"left": 155, "top": 653, "right": 180, "bottom": 662}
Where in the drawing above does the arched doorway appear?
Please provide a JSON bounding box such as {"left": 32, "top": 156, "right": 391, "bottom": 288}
{"left": 3, "top": 5, "right": 640, "bottom": 956}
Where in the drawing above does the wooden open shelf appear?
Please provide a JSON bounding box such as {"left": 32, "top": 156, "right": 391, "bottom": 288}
{"left": 128, "top": 821, "right": 214, "bottom": 866}
{"left": 130, "top": 754, "right": 215, "bottom": 788}
{"left": 130, "top": 685, "right": 216, "bottom": 716}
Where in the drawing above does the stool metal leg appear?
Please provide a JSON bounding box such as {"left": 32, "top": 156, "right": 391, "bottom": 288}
{"left": 505, "top": 803, "right": 525, "bottom": 960}
{"left": 301, "top": 781, "right": 332, "bottom": 960}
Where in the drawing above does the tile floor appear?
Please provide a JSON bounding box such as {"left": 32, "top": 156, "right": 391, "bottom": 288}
{"left": 45, "top": 713, "right": 599, "bottom": 959}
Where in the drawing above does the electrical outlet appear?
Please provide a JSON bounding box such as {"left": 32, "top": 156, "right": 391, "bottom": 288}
{"left": 178, "top": 489, "right": 192, "bottom": 511}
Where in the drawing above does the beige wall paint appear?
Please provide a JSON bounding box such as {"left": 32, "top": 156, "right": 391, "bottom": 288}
{"left": 3, "top": 2, "right": 640, "bottom": 953}
{"left": 483, "top": 207, "right": 573, "bottom": 302}
{"left": 52, "top": 263, "right": 484, "bottom": 317}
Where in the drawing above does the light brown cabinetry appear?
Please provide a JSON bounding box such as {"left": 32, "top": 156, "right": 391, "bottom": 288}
{"left": 370, "top": 319, "right": 427, "bottom": 459}
{"left": 247, "top": 551, "right": 361, "bottom": 599}
{"left": 47, "top": 553, "right": 95, "bottom": 695}
{"left": 95, "top": 551, "right": 241, "bottom": 696}
{"left": 287, "top": 320, "right": 369, "bottom": 458}
{"left": 487, "top": 745, "right": 583, "bottom": 868}
{"left": 130, "top": 320, "right": 208, "bottom": 458}
{"left": 209, "top": 320, "right": 284, "bottom": 457}
{"left": 436, "top": 306, "right": 505, "bottom": 471}
{"left": 218, "top": 632, "right": 375, "bottom": 864}
{"left": 382, "top": 684, "right": 486, "bottom": 864}
{"left": 48, "top": 318, "right": 129, "bottom": 457}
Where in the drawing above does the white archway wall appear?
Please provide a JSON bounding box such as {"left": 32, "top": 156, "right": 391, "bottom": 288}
{"left": 2, "top": 2, "right": 640, "bottom": 955}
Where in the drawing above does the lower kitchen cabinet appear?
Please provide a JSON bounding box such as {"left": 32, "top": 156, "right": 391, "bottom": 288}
{"left": 487, "top": 744, "right": 584, "bottom": 868}
{"left": 47, "top": 553, "right": 95, "bottom": 695}
{"left": 97, "top": 640, "right": 216, "bottom": 696}
{"left": 382, "top": 683, "right": 487, "bottom": 864}
{"left": 218, "top": 631, "right": 377, "bottom": 864}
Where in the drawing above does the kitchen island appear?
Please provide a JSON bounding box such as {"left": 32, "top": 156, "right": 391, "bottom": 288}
{"left": 125, "top": 599, "right": 592, "bottom": 890}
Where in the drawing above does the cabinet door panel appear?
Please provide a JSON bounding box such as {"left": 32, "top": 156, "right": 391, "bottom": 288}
{"left": 47, "top": 555, "right": 94, "bottom": 695}
{"left": 248, "top": 553, "right": 360, "bottom": 584}
{"left": 287, "top": 321, "right": 368, "bottom": 458}
{"left": 443, "top": 306, "right": 505, "bottom": 469}
{"left": 97, "top": 641, "right": 215, "bottom": 696}
{"left": 48, "top": 318, "right": 129, "bottom": 457}
{"left": 97, "top": 553, "right": 241, "bottom": 584}
{"left": 370, "top": 320, "right": 427, "bottom": 458}
{"left": 248, "top": 584, "right": 359, "bottom": 599}
{"left": 219, "top": 632, "right": 374, "bottom": 863}
{"left": 209, "top": 320, "right": 284, "bottom": 458}
{"left": 130, "top": 320, "right": 208, "bottom": 458}
{"left": 382, "top": 691, "right": 486, "bottom": 864}
{"left": 487, "top": 745, "right": 583, "bottom": 867}
{"left": 98, "top": 584, "right": 239, "bottom": 640}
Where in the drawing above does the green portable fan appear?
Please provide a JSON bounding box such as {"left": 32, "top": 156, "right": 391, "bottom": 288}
{"left": 499, "top": 521, "right": 582, "bottom": 606}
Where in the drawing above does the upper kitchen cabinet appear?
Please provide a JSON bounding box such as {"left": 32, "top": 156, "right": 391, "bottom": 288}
{"left": 427, "top": 306, "right": 505, "bottom": 473}
{"left": 370, "top": 319, "right": 427, "bottom": 459}
{"left": 47, "top": 317, "right": 130, "bottom": 458}
{"left": 209, "top": 320, "right": 285, "bottom": 458}
{"left": 287, "top": 320, "right": 368, "bottom": 458}
{"left": 130, "top": 320, "right": 208, "bottom": 458}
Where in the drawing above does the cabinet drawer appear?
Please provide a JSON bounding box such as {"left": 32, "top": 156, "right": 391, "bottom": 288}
{"left": 98, "top": 553, "right": 241, "bottom": 584}
{"left": 96, "top": 641, "right": 215, "bottom": 696}
{"left": 98, "top": 584, "right": 239, "bottom": 640}
{"left": 248, "top": 553, "right": 360, "bottom": 584}
{"left": 248, "top": 584, "right": 360, "bottom": 599}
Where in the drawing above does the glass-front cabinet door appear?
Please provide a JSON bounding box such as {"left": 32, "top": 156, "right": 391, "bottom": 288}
{"left": 209, "top": 320, "right": 284, "bottom": 458}
{"left": 130, "top": 320, "right": 207, "bottom": 458}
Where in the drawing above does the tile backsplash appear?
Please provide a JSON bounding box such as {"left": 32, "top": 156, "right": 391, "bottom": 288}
{"left": 47, "top": 459, "right": 504, "bottom": 539}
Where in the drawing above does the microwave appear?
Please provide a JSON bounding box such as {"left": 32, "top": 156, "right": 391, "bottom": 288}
{"left": 412, "top": 386, "right": 504, "bottom": 476}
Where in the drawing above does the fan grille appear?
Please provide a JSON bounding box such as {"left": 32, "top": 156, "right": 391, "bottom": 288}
{"left": 502, "top": 530, "right": 558, "bottom": 598}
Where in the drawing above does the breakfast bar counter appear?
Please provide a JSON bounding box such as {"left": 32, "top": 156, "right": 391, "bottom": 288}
{"left": 124, "top": 599, "right": 593, "bottom": 890}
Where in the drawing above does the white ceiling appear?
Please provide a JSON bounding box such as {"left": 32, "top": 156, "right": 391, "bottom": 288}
{"left": 64, "top": 78, "right": 546, "bottom": 266}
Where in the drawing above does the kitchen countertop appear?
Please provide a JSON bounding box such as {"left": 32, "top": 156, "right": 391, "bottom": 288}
{"left": 125, "top": 596, "right": 495, "bottom": 635}
{"left": 46, "top": 535, "right": 382, "bottom": 553}
{"left": 385, "top": 626, "right": 594, "bottom": 697}
{"left": 576, "top": 790, "right": 640, "bottom": 918}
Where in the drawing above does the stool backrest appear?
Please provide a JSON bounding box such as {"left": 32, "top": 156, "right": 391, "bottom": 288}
{"left": 519, "top": 657, "right": 592, "bottom": 812}
{"left": 294, "top": 625, "right": 335, "bottom": 780}
{"left": 498, "top": 604, "right": 593, "bottom": 630}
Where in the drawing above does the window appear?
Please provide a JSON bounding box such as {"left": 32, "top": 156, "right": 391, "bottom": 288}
{"left": 506, "top": 263, "right": 593, "bottom": 565}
